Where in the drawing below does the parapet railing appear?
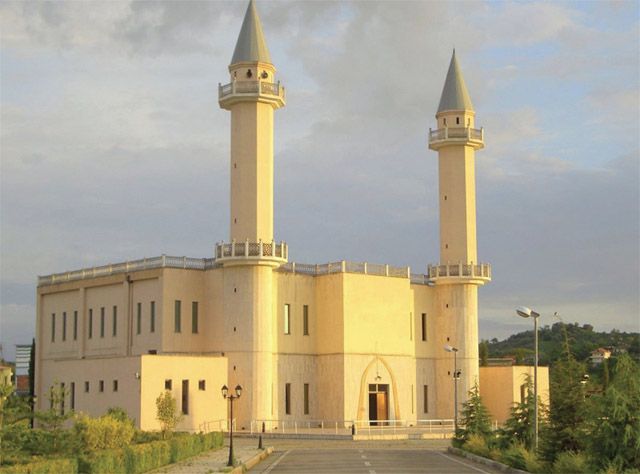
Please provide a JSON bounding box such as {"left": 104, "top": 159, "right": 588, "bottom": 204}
{"left": 38, "top": 255, "right": 219, "bottom": 287}
{"left": 427, "top": 262, "right": 491, "bottom": 280}
{"left": 215, "top": 240, "right": 288, "bottom": 261}
{"left": 428, "top": 126, "right": 483, "bottom": 142}
{"left": 250, "top": 419, "right": 353, "bottom": 435}
{"left": 199, "top": 418, "right": 234, "bottom": 433}
{"left": 218, "top": 80, "right": 285, "bottom": 100}
{"left": 353, "top": 418, "right": 455, "bottom": 436}
{"left": 278, "top": 261, "right": 412, "bottom": 279}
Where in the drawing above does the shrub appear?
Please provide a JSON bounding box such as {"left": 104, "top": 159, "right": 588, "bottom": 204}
{"left": 552, "top": 451, "right": 590, "bottom": 474}
{"left": 78, "top": 448, "right": 126, "bottom": 474}
{"left": 522, "top": 448, "right": 547, "bottom": 474}
{"left": 0, "top": 458, "right": 77, "bottom": 474}
{"left": 123, "top": 440, "right": 171, "bottom": 474}
{"left": 463, "top": 434, "right": 490, "bottom": 458}
{"left": 500, "top": 443, "right": 528, "bottom": 470}
{"left": 74, "top": 414, "right": 134, "bottom": 451}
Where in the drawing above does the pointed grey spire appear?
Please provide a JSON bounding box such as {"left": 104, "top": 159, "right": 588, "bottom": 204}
{"left": 231, "top": 0, "right": 272, "bottom": 65}
{"left": 437, "top": 50, "right": 474, "bottom": 113}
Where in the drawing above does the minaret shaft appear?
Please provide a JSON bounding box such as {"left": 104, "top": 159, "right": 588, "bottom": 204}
{"left": 438, "top": 145, "right": 477, "bottom": 264}
{"left": 230, "top": 101, "right": 274, "bottom": 242}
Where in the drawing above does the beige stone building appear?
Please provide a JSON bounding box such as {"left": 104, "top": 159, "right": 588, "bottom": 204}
{"left": 35, "top": 1, "right": 500, "bottom": 432}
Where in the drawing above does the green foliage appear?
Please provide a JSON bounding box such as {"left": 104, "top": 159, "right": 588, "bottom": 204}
{"left": 586, "top": 354, "right": 640, "bottom": 472}
{"left": 487, "top": 322, "right": 639, "bottom": 366}
{"left": 155, "top": 391, "right": 182, "bottom": 439}
{"left": 73, "top": 413, "right": 135, "bottom": 451}
{"left": 455, "top": 383, "right": 493, "bottom": 444}
{"left": 78, "top": 432, "right": 223, "bottom": 474}
{"left": 0, "top": 457, "right": 77, "bottom": 474}
{"left": 499, "top": 443, "right": 528, "bottom": 470}
{"left": 479, "top": 341, "right": 489, "bottom": 367}
{"left": 541, "top": 347, "right": 589, "bottom": 462}
{"left": 105, "top": 407, "right": 133, "bottom": 425}
{"left": 551, "top": 451, "right": 590, "bottom": 474}
{"left": 499, "top": 374, "right": 543, "bottom": 450}
{"left": 1, "top": 385, "right": 32, "bottom": 465}
{"left": 463, "top": 434, "right": 490, "bottom": 457}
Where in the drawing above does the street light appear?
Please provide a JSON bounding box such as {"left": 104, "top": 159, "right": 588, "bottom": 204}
{"left": 515, "top": 306, "right": 540, "bottom": 451}
{"left": 221, "top": 384, "right": 242, "bottom": 467}
{"left": 444, "top": 345, "right": 461, "bottom": 433}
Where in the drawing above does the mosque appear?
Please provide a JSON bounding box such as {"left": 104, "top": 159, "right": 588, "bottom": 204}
{"left": 35, "top": 1, "right": 530, "bottom": 432}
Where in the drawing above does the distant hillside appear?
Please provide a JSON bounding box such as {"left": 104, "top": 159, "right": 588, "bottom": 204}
{"left": 484, "top": 322, "right": 640, "bottom": 367}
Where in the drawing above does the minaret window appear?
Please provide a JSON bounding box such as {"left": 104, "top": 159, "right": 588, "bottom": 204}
{"left": 246, "top": 69, "right": 252, "bottom": 78}
{"left": 261, "top": 71, "right": 268, "bottom": 79}
{"left": 456, "top": 117, "right": 460, "bottom": 124}
{"left": 443, "top": 118, "right": 447, "bottom": 126}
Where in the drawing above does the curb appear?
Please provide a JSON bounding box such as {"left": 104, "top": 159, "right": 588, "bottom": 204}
{"left": 230, "top": 446, "right": 273, "bottom": 474}
{"left": 447, "top": 446, "right": 529, "bottom": 474}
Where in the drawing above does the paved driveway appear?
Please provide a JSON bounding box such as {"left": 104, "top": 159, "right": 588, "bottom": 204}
{"left": 251, "top": 439, "right": 504, "bottom": 474}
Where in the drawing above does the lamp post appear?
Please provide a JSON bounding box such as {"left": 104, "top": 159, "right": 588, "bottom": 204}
{"left": 221, "top": 384, "right": 242, "bottom": 467}
{"left": 444, "top": 345, "right": 461, "bottom": 433}
{"left": 516, "top": 306, "right": 540, "bottom": 451}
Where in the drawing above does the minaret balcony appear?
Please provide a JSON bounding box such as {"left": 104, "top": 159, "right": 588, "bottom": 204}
{"left": 215, "top": 240, "right": 288, "bottom": 267}
{"left": 428, "top": 127, "right": 484, "bottom": 150}
{"left": 218, "top": 80, "right": 286, "bottom": 109}
{"left": 427, "top": 262, "right": 491, "bottom": 285}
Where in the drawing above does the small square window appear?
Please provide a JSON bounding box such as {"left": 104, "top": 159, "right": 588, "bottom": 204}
{"left": 198, "top": 380, "right": 206, "bottom": 391}
{"left": 165, "top": 379, "right": 172, "bottom": 390}
{"left": 99, "top": 380, "right": 104, "bottom": 392}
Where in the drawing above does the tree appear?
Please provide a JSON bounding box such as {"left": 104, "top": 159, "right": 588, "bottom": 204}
{"left": 0, "top": 384, "right": 31, "bottom": 465}
{"left": 156, "top": 390, "right": 182, "bottom": 439}
{"left": 587, "top": 354, "right": 640, "bottom": 471}
{"left": 499, "top": 374, "right": 542, "bottom": 450}
{"left": 540, "top": 338, "right": 589, "bottom": 462}
{"left": 28, "top": 339, "right": 35, "bottom": 428}
{"left": 35, "top": 382, "right": 73, "bottom": 454}
{"left": 479, "top": 341, "right": 489, "bottom": 367}
{"left": 455, "top": 382, "right": 492, "bottom": 445}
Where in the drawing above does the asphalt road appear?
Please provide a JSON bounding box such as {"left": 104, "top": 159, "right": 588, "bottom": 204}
{"left": 250, "top": 440, "right": 504, "bottom": 474}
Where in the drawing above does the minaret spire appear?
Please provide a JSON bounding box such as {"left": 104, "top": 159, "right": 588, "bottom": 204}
{"left": 231, "top": 0, "right": 271, "bottom": 65}
{"left": 437, "top": 49, "right": 474, "bottom": 113}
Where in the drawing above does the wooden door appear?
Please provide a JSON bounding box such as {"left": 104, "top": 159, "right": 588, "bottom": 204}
{"left": 376, "top": 392, "right": 388, "bottom": 425}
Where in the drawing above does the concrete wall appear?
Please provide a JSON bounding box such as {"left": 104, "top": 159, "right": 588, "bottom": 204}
{"left": 479, "top": 366, "right": 550, "bottom": 425}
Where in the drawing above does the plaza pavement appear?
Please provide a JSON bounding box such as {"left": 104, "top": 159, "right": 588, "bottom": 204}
{"left": 156, "top": 437, "right": 505, "bottom": 474}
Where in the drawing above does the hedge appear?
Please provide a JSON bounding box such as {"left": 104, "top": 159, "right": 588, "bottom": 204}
{"left": 78, "top": 431, "right": 224, "bottom": 474}
{"left": 0, "top": 458, "right": 78, "bottom": 474}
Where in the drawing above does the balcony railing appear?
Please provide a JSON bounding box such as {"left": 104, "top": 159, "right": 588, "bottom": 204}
{"left": 278, "top": 261, "right": 417, "bottom": 280}
{"left": 215, "top": 240, "right": 288, "bottom": 262}
{"left": 38, "top": 255, "right": 219, "bottom": 286}
{"left": 218, "top": 80, "right": 285, "bottom": 100}
{"left": 427, "top": 262, "right": 491, "bottom": 280}
{"left": 428, "top": 127, "right": 484, "bottom": 144}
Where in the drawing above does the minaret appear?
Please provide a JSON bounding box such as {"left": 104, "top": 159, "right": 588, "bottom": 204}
{"left": 217, "top": 0, "right": 286, "bottom": 427}
{"left": 220, "top": 0, "right": 285, "bottom": 243}
{"left": 428, "top": 50, "right": 491, "bottom": 418}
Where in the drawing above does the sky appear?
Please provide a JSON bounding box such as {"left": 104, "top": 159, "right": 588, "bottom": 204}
{"left": 1, "top": 0, "right": 639, "bottom": 361}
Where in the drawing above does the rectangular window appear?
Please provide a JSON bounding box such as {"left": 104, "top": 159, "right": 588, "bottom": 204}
{"left": 150, "top": 301, "right": 156, "bottom": 333}
{"left": 284, "top": 304, "right": 291, "bottom": 335}
{"left": 100, "top": 307, "right": 105, "bottom": 338}
{"left": 70, "top": 382, "right": 75, "bottom": 410}
{"left": 192, "top": 302, "right": 198, "bottom": 334}
{"left": 99, "top": 380, "right": 104, "bottom": 392}
{"left": 112, "top": 306, "right": 117, "bottom": 337}
{"left": 113, "top": 380, "right": 118, "bottom": 392}
{"left": 73, "top": 311, "right": 78, "bottom": 340}
{"left": 198, "top": 380, "right": 206, "bottom": 391}
{"left": 303, "top": 305, "right": 309, "bottom": 336}
{"left": 165, "top": 379, "right": 172, "bottom": 390}
{"left": 60, "top": 382, "right": 65, "bottom": 415}
{"left": 304, "top": 383, "right": 309, "bottom": 415}
{"left": 136, "top": 302, "right": 142, "bottom": 335}
{"left": 51, "top": 313, "right": 56, "bottom": 342}
{"left": 285, "top": 383, "right": 291, "bottom": 415}
{"left": 411, "top": 384, "right": 414, "bottom": 414}
{"left": 174, "top": 300, "right": 181, "bottom": 333}
{"left": 85, "top": 381, "right": 90, "bottom": 393}
{"left": 62, "top": 312, "right": 67, "bottom": 341}
{"left": 181, "top": 380, "right": 189, "bottom": 415}
{"left": 421, "top": 313, "right": 427, "bottom": 341}
{"left": 88, "top": 309, "right": 93, "bottom": 339}
{"left": 423, "top": 385, "right": 429, "bottom": 413}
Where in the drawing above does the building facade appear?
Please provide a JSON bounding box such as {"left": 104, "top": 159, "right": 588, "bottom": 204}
{"left": 35, "top": 1, "right": 493, "bottom": 432}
